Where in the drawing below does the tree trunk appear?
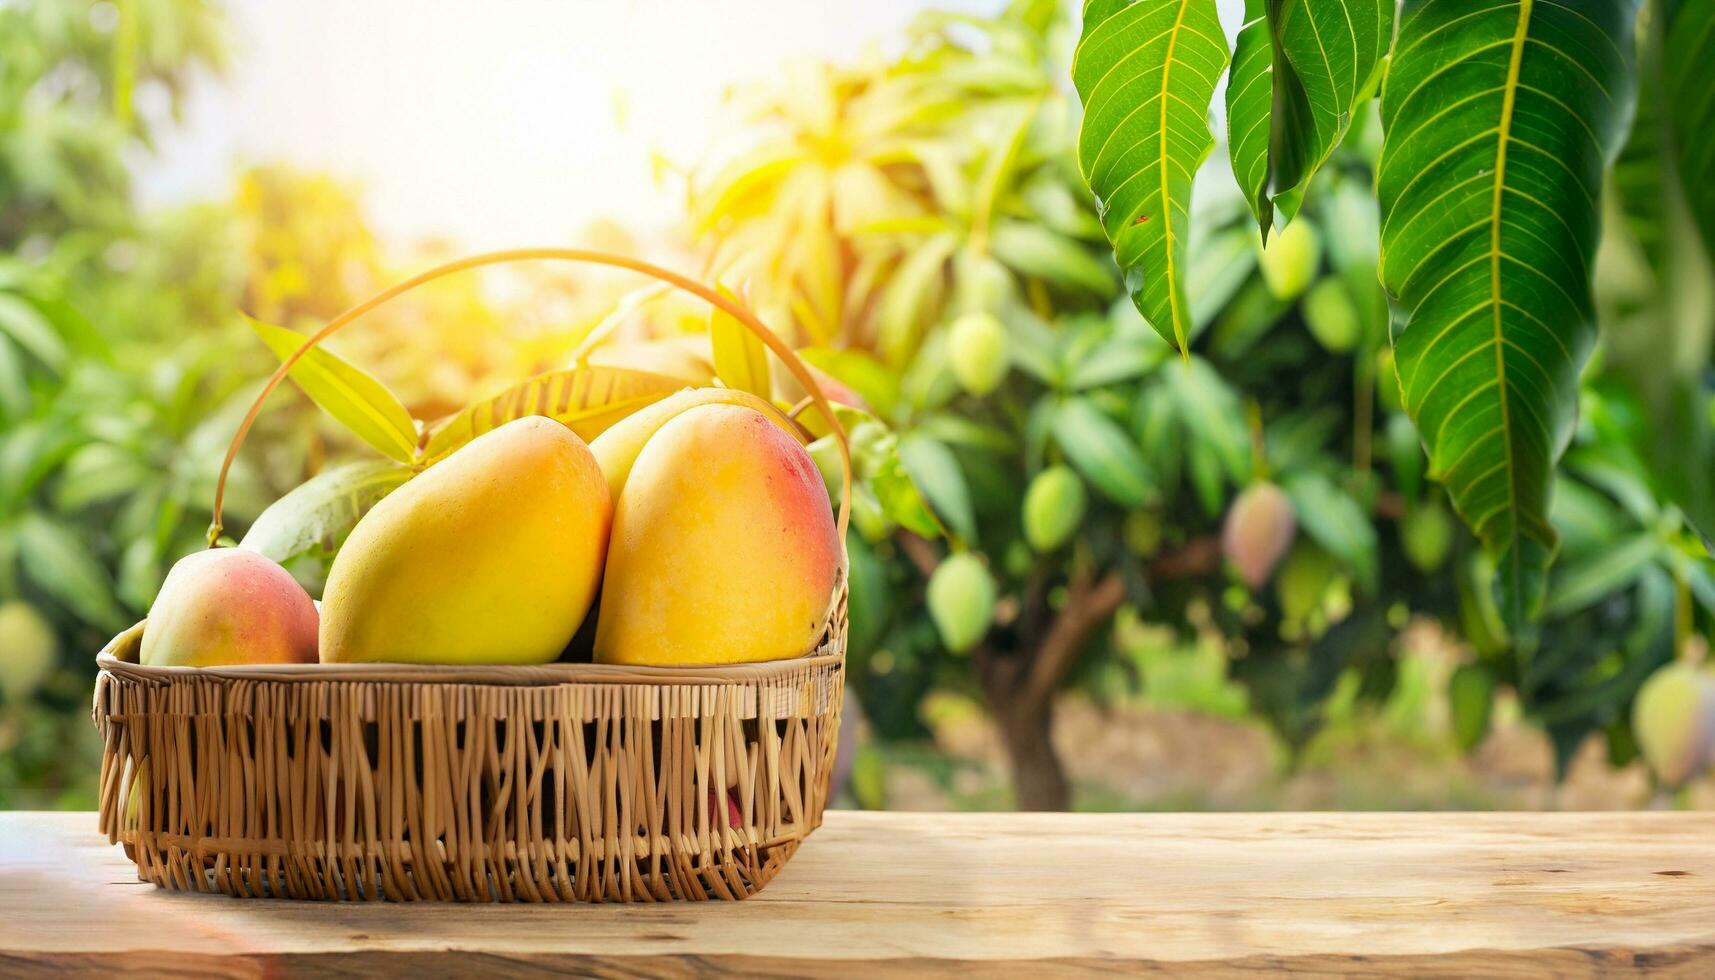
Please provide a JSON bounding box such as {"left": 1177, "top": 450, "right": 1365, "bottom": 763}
{"left": 971, "top": 569, "right": 1130, "bottom": 813}
{"left": 906, "top": 537, "right": 1219, "bottom": 814}
{"left": 994, "top": 696, "right": 1068, "bottom": 810}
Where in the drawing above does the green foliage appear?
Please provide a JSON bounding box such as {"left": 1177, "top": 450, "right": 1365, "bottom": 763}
{"left": 1606, "top": 0, "right": 1715, "bottom": 542}
{"left": 701, "top": 0, "right": 1715, "bottom": 776}
{"left": 686, "top": 2, "right": 1092, "bottom": 358}
{"left": 1227, "top": 0, "right": 1393, "bottom": 235}
{"left": 0, "top": 0, "right": 315, "bottom": 807}
{"left": 1665, "top": 0, "right": 1715, "bottom": 252}
{"left": 250, "top": 318, "right": 419, "bottom": 464}
{"left": 1072, "top": 0, "right": 1228, "bottom": 353}
{"left": 1052, "top": 396, "right": 1157, "bottom": 508}
{"left": 1378, "top": 0, "right": 1640, "bottom": 629}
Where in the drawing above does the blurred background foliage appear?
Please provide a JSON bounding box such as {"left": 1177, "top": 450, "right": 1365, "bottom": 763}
{"left": 3, "top": 0, "right": 1713, "bottom": 811}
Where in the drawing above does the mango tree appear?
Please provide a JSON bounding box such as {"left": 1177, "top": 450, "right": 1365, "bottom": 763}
{"left": 692, "top": 0, "right": 1715, "bottom": 806}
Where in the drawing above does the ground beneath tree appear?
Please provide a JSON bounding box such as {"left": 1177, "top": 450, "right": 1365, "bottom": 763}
{"left": 859, "top": 695, "right": 1714, "bottom": 812}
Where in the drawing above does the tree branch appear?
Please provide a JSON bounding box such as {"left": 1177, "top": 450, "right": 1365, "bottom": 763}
{"left": 1148, "top": 535, "right": 1221, "bottom": 579}
{"left": 1019, "top": 568, "right": 1127, "bottom": 711}
{"left": 894, "top": 528, "right": 1231, "bottom": 713}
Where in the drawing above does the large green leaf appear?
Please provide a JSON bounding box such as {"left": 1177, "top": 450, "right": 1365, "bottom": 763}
{"left": 1377, "top": 0, "right": 1639, "bottom": 627}
{"left": 1226, "top": 0, "right": 1394, "bottom": 235}
{"left": 1074, "top": 0, "right": 1230, "bottom": 353}
{"left": 250, "top": 318, "right": 419, "bottom": 464}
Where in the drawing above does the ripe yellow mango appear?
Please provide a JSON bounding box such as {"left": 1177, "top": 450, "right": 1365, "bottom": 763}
{"left": 588, "top": 387, "right": 803, "bottom": 501}
{"left": 321, "top": 416, "right": 610, "bottom": 664}
{"left": 595, "top": 404, "right": 843, "bottom": 666}
{"left": 141, "top": 549, "right": 318, "bottom": 667}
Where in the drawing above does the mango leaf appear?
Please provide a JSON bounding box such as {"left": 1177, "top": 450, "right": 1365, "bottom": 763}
{"left": 877, "top": 231, "right": 959, "bottom": 366}
{"left": 1377, "top": 0, "right": 1639, "bottom": 628}
{"left": 1188, "top": 224, "right": 1258, "bottom": 331}
{"left": 1052, "top": 395, "right": 1156, "bottom": 507}
{"left": 1386, "top": 413, "right": 1425, "bottom": 505}
{"left": 16, "top": 513, "right": 128, "bottom": 633}
{"left": 1166, "top": 357, "right": 1249, "bottom": 485}
{"left": 240, "top": 461, "right": 413, "bottom": 568}
{"left": 1068, "top": 335, "right": 1169, "bottom": 390}
{"left": 1612, "top": 7, "right": 1676, "bottom": 268}
{"left": 806, "top": 408, "right": 943, "bottom": 541}
{"left": 987, "top": 220, "right": 1115, "bottom": 294}
{"left": 871, "top": 453, "right": 944, "bottom": 540}
{"left": 899, "top": 433, "right": 976, "bottom": 542}
{"left": 250, "top": 318, "right": 419, "bottom": 464}
{"left": 422, "top": 365, "right": 688, "bottom": 462}
{"left": 1226, "top": 0, "right": 1279, "bottom": 234}
{"left": 1074, "top": 0, "right": 1230, "bottom": 353}
{"left": 708, "top": 285, "right": 772, "bottom": 397}
{"left": 31, "top": 293, "right": 110, "bottom": 362}
{"left": 1666, "top": 0, "right": 1715, "bottom": 250}
{"left": 1542, "top": 531, "right": 1662, "bottom": 617}
{"left": 0, "top": 334, "right": 29, "bottom": 419}
{"left": 0, "top": 292, "right": 68, "bottom": 373}
{"left": 916, "top": 413, "right": 1018, "bottom": 455}
{"left": 1448, "top": 664, "right": 1495, "bottom": 753}
{"left": 798, "top": 346, "right": 900, "bottom": 418}
{"left": 971, "top": 101, "right": 1040, "bottom": 249}
{"left": 0, "top": 421, "right": 85, "bottom": 512}
{"left": 1284, "top": 472, "right": 1377, "bottom": 593}
{"left": 52, "top": 443, "right": 153, "bottom": 512}
{"left": 569, "top": 283, "right": 673, "bottom": 364}
{"left": 1226, "top": 0, "right": 1394, "bottom": 235}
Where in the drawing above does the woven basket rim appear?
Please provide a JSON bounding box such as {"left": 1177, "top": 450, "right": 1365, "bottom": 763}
{"left": 98, "top": 615, "right": 844, "bottom": 688}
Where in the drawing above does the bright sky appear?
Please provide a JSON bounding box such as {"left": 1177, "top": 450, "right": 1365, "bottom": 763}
{"left": 139, "top": 0, "right": 998, "bottom": 250}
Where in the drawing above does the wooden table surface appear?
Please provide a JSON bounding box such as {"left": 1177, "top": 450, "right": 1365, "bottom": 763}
{"left": 2, "top": 810, "right": 1712, "bottom": 977}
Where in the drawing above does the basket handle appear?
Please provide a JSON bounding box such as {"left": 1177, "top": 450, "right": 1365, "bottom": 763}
{"left": 208, "top": 247, "right": 853, "bottom": 548}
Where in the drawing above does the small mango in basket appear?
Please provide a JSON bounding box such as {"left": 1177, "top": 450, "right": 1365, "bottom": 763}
{"left": 141, "top": 548, "right": 318, "bottom": 667}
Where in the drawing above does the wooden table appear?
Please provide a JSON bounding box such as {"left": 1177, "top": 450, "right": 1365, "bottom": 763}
{"left": 2, "top": 810, "right": 1712, "bottom": 976}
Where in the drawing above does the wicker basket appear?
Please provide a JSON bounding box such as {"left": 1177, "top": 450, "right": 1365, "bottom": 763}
{"left": 90, "top": 249, "right": 855, "bottom": 902}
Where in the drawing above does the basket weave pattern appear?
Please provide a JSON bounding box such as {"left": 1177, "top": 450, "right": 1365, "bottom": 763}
{"left": 93, "top": 599, "right": 845, "bottom": 902}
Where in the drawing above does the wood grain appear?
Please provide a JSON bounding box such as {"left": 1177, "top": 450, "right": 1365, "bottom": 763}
{"left": 3, "top": 810, "right": 1713, "bottom": 976}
